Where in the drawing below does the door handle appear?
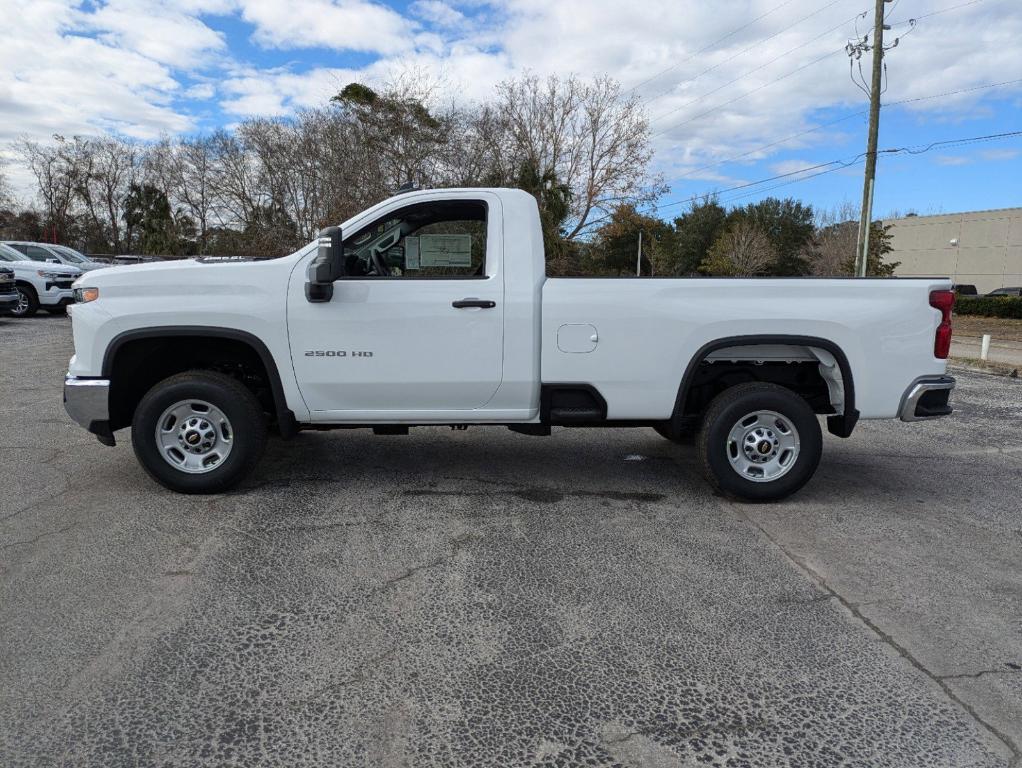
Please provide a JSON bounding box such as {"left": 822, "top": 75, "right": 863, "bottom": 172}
{"left": 452, "top": 298, "right": 496, "bottom": 309}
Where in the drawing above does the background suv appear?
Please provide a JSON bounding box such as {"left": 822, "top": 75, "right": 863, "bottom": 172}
{"left": 0, "top": 265, "right": 17, "bottom": 315}
{"left": 0, "top": 243, "right": 80, "bottom": 317}
{"left": 3, "top": 241, "right": 107, "bottom": 272}
{"left": 986, "top": 286, "right": 1022, "bottom": 297}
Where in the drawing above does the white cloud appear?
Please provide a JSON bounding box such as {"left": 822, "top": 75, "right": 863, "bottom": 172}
{"left": 236, "top": 0, "right": 415, "bottom": 53}
{"left": 3, "top": 0, "right": 1022, "bottom": 204}
{"left": 980, "top": 148, "right": 1020, "bottom": 162}
{"left": 220, "top": 67, "right": 359, "bottom": 115}
{"left": 83, "top": 0, "right": 227, "bottom": 68}
{"left": 185, "top": 82, "right": 218, "bottom": 100}
{"left": 411, "top": 0, "right": 466, "bottom": 28}
{"left": 1, "top": 0, "right": 193, "bottom": 145}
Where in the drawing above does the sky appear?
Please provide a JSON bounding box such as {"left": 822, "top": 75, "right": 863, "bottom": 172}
{"left": 1, "top": 0, "right": 1020, "bottom": 222}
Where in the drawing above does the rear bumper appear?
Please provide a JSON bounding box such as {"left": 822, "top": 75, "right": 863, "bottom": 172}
{"left": 64, "top": 375, "right": 115, "bottom": 445}
{"left": 899, "top": 375, "right": 955, "bottom": 422}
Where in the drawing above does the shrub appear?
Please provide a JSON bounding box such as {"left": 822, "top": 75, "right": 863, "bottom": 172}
{"left": 954, "top": 296, "right": 1022, "bottom": 319}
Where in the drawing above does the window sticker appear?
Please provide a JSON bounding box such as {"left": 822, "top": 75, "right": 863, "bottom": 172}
{"left": 419, "top": 234, "right": 473, "bottom": 267}
{"left": 405, "top": 236, "right": 420, "bottom": 270}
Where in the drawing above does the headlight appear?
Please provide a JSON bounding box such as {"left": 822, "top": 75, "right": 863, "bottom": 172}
{"left": 38, "top": 270, "right": 69, "bottom": 279}
{"left": 73, "top": 287, "right": 100, "bottom": 303}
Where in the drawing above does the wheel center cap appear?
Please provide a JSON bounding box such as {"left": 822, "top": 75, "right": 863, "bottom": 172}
{"left": 185, "top": 431, "right": 201, "bottom": 445}
{"left": 757, "top": 440, "right": 772, "bottom": 454}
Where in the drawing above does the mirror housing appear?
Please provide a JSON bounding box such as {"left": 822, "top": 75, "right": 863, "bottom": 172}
{"left": 305, "top": 225, "right": 344, "bottom": 303}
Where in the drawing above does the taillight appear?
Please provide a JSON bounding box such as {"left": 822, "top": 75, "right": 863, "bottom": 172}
{"left": 929, "top": 289, "right": 954, "bottom": 359}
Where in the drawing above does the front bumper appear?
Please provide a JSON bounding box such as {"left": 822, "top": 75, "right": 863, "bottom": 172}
{"left": 41, "top": 288, "right": 75, "bottom": 307}
{"left": 64, "top": 375, "right": 115, "bottom": 445}
{"left": 0, "top": 289, "right": 18, "bottom": 313}
{"left": 899, "top": 375, "right": 955, "bottom": 422}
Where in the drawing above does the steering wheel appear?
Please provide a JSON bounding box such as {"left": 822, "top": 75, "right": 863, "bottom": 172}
{"left": 371, "top": 250, "right": 390, "bottom": 277}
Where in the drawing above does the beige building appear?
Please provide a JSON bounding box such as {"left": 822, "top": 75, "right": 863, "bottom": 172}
{"left": 883, "top": 207, "right": 1022, "bottom": 292}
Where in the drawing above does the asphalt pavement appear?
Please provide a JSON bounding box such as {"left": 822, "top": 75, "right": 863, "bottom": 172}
{"left": 2, "top": 315, "right": 1020, "bottom": 767}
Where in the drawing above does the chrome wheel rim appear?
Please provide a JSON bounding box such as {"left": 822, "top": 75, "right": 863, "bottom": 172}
{"left": 726, "top": 410, "right": 800, "bottom": 483}
{"left": 155, "top": 399, "right": 234, "bottom": 474}
{"left": 14, "top": 289, "right": 29, "bottom": 316}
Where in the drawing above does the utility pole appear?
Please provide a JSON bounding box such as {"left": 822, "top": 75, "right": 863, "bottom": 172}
{"left": 636, "top": 230, "right": 643, "bottom": 276}
{"left": 850, "top": 0, "right": 892, "bottom": 277}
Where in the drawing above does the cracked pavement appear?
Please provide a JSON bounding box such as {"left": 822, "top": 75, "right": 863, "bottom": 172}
{"left": 1, "top": 315, "right": 1020, "bottom": 767}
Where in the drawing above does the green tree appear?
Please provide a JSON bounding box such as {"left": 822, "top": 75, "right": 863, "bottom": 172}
{"left": 669, "top": 198, "right": 728, "bottom": 275}
{"left": 505, "top": 159, "right": 576, "bottom": 274}
{"left": 587, "top": 204, "right": 672, "bottom": 276}
{"left": 734, "top": 197, "right": 816, "bottom": 275}
{"left": 123, "top": 183, "right": 174, "bottom": 254}
{"left": 848, "top": 222, "right": 899, "bottom": 277}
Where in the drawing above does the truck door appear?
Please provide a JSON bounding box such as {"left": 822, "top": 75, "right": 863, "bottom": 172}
{"left": 287, "top": 196, "right": 504, "bottom": 417}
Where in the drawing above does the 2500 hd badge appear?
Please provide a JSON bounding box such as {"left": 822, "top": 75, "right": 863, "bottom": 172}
{"left": 304, "top": 350, "right": 374, "bottom": 357}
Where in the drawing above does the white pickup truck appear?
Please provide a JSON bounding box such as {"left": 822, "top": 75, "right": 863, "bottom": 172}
{"left": 64, "top": 188, "right": 955, "bottom": 501}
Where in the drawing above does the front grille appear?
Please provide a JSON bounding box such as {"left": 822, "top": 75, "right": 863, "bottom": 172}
{"left": 52, "top": 279, "right": 75, "bottom": 290}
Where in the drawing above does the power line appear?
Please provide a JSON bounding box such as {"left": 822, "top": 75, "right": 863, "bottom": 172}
{"left": 666, "top": 77, "right": 1022, "bottom": 184}
{"left": 648, "top": 12, "right": 864, "bottom": 124}
{"left": 652, "top": 45, "right": 846, "bottom": 138}
{"left": 673, "top": 111, "right": 867, "bottom": 180}
{"left": 590, "top": 128, "right": 1022, "bottom": 227}
{"left": 626, "top": 0, "right": 799, "bottom": 95}
{"left": 885, "top": 77, "right": 1022, "bottom": 106}
{"left": 716, "top": 130, "right": 1020, "bottom": 205}
{"left": 648, "top": 0, "right": 995, "bottom": 142}
{"left": 641, "top": 0, "right": 849, "bottom": 106}
{"left": 890, "top": 0, "right": 985, "bottom": 24}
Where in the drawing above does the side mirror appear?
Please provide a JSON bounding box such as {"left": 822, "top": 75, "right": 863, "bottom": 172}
{"left": 305, "top": 226, "right": 344, "bottom": 303}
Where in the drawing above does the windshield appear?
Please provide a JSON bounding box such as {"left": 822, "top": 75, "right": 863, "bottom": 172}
{"left": 0, "top": 243, "right": 25, "bottom": 262}
{"left": 51, "top": 245, "right": 87, "bottom": 263}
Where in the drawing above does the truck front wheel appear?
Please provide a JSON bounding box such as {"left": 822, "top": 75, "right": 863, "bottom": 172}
{"left": 12, "top": 285, "right": 39, "bottom": 317}
{"left": 699, "top": 382, "right": 822, "bottom": 502}
{"left": 132, "top": 371, "right": 267, "bottom": 494}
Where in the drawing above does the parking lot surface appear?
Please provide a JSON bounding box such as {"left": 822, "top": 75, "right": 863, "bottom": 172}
{"left": 2, "top": 316, "right": 1020, "bottom": 767}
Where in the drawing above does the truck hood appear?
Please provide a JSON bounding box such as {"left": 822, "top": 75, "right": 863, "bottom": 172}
{"left": 5, "top": 259, "right": 81, "bottom": 276}
{"left": 73, "top": 253, "right": 300, "bottom": 295}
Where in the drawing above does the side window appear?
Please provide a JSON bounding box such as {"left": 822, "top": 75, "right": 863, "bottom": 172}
{"left": 342, "top": 200, "right": 487, "bottom": 279}
{"left": 8, "top": 244, "right": 29, "bottom": 256}
{"left": 26, "top": 246, "right": 56, "bottom": 262}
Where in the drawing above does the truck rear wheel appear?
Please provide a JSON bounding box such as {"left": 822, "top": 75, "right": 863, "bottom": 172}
{"left": 132, "top": 371, "right": 267, "bottom": 494}
{"left": 698, "top": 382, "right": 821, "bottom": 502}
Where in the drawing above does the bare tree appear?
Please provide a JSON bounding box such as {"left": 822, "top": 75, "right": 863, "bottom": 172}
{"left": 811, "top": 222, "right": 857, "bottom": 276}
{"left": 19, "top": 136, "right": 81, "bottom": 241}
{"left": 0, "top": 164, "right": 12, "bottom": 208}
{"left": 493, "top": 73, "right": 665, "bottom": 240}
{"left": 81, "top": 136, "right": 137, "bottom": 253}
{"left": 700, "top": 219, "right": 776, "bottom": 276}
{"left": 10, "top": 70, "right": 665, "bottom": 258}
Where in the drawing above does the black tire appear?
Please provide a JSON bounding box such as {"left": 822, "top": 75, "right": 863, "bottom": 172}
{"left": 698, "top": 382, "right": 822, "bottom": 503}
{"left": 132, "top": 371, "right": 267, "bottom": 494}
{"left": 11, "top": 285, "right": 39, "bottom": 318}
{"left": 45, "top": 304, "right": 68, "bottom": 315}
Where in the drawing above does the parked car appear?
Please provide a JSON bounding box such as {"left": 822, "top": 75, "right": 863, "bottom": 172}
{"left": 3, "top": 241, "right": 108, "bottom": 271}
{"left": 986, "top": 287, "right": 1022, "bottom": 297}
{"left": 0, "top": 242, "right": 80, "bottom": 317}
{"left": 0, "top": 265, "right": 17, "bottom": 315}
{"left": 952, "top": 284, "right": 978, "bottom": 296}
{"left": 64, "top": 188, "right": 956, "bottom": 501}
